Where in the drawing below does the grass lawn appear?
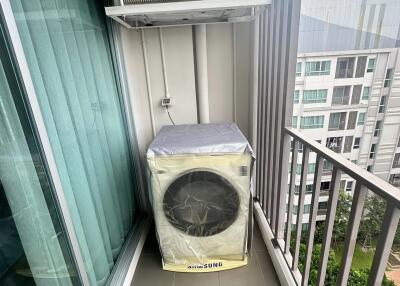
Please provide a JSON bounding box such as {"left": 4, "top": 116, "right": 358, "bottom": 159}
{"left": 333, "top": 243, "right": 374, "bottom": 270}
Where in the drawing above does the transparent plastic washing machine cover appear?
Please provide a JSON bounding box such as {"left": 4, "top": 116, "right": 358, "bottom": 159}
{"left": 146, "top": 123, "right": 255, "bottom": 272}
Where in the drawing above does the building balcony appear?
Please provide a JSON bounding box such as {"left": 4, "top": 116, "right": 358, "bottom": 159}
{"left": 1, "top": 0, "right": 400, "bottom": 285}
{"left": 130, "top": 125, "right": 400, "bottom": 286}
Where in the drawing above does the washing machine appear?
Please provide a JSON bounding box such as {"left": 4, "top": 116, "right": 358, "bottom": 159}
{"left": 146, "top": 123, "right": 254, "bottom": 272}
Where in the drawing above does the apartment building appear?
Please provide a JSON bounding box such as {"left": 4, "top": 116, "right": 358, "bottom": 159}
{"left": 292, "top": 48, "right": 400, "bottom": 225}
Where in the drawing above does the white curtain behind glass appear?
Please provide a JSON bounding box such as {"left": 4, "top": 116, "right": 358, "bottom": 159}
{"left": 11, "top": 0, "right": 136, "bottom": 285}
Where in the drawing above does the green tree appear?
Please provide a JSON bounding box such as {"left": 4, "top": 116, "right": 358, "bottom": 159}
{"left": 298, "top": 243, "right": 395, "bottom": 286}
{"left": 290, "top": 192, "right": 396, "bottom": 285}
{"left": 358, "top": 194, "right": 386, "bottom": 248}
{"left": 311, "top": 191, "right": 352, "bottom": 246}
{"left": 357, "top": 194, "right": 400, "bottom": 247}
{"left": 332, "top": 190, "right": 352, "bottom": 246}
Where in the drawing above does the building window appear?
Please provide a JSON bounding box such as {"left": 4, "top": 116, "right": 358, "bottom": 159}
{"left": 296, "top": 62, "right": 302, "bottom": 77}
{"left": 362, "top": 86, "right": 370, "bottom": 100}
{"left": 355, "top": 56, "right": 367, "bottom": 77}
{"left": 374, "top": 120, "right": 382, "bottom": 137}
{"left": 298, "top": 142, "right": 304, "bottom": 153}
{"left": 308, "top": 163, "right": 316, "bottom": 174}
{"left": 306, "top": 185, "right": 314, "bottom": 193}
{"left": 294, "top": 185, "right": 314, "bottom": 194}
{"left": 332, "top": 86, "right": 351, "bottom": 105}
{"left": 367, "top": 58, "right": 375, "bottom": 72}
{"left": 353, "top": 137, "right": 361, "bottom": 149}
{"left": 305, "top": 61, "right": 331, "bottom": 76}
{"left": 318, "top": 201, "right": 328, "bottom": 210}
{"left": 328, "top": 112, "right": 346, "bottom": 130}
{"left": 398, "top": 137, "right": 400, "bottom": 147}
{"left": 292, "top": 116, "right": 298, "bottom": 128}
{"left": 389, "top": 174, "right": 400, "bottom": 188}
{"left": 326, "top": 136, "right": 343, "bottom": 153}
{"left": 346, "top": 181, "right": 353, "bottom": 192}
{"left": 343, "top": 136, "right": 353, "bottom": 153}
{"left": 393, "top": 154, "right": 400, "bottom": 168}
{"left": 351, "top": 85, "right": 362, "bottom": 105}
{"left": 367, "top": 165, "right": 373, "bottom": 172}
{"left": 357, "top": 112, "right": 365, "bottom": 125}
{"left": 323, "top": 160, "right": 333, "bottom": 172}
{"left": 369, "top": 144, "right": 377, "bottom": 159}
{"left": 351, "top": 160, "right": 358, "bottom": 164}
{"left": 303, "top": 89, "right": 328, "bottom": 103}
{"left": 300, "top": 116, "right": 324, "bottom": 129}
{"left": 294, "top": 204, "right": 312, "bottom": 214}
{"left": 335, "top": 57, "right": 355, "bottom": 78}
{"left": 347, "top": 111, "right": 357, "bottom": 130}
{"left": 294, "top": 90, "right": 300, "bottom": 103}
{"left": 295, "top": 163, "right": 316, "bottom": 175}
{"left": 378, "top": 96, "right": 386, "bottom": 113}
{"left": 384, "top": 69, "right": 393, "bottom": 87}
{"left": 320, "top": 181, "right": 330, "bottom": 191}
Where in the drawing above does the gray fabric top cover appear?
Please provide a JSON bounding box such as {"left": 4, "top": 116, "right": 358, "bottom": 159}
{"left": 146, "top": 123, "right": 254, "bottom": 158}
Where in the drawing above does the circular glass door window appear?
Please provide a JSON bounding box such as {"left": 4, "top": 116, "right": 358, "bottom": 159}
{"left": 163, "top": 170, "right": 240, "bottom": 237}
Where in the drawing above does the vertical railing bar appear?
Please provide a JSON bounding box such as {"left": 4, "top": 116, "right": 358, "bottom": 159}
{"left": 302, "top": 154, "right": 324, "bottom": 286}
{"left": 263, "top": 7, "right": 271, "bottom": 218}
{"left": 367, "top": 204, "right": 400, "bottom": 286}
{"left": 335, "top": 182, "right": 368, "bottom": 286}
{"left": 261, "top": 8, "right": 269, "bottom": 215}
{"left": 271, "top": 0, "right": 283, "bottom": 229}
{"left": 255, "top": 11, "right": 264, "bottom": 202}
{"left": 316, "top": 166, "right": 342, "bottom": 286}
{"left": 292, "top": 146, "right": 310, "bottom": 270}
{"left": 274, "top": 0, "right": 287, "bottom": 239}
{"left": 268, "top": 0, "right": 278, "bottom": 231}
{"left": 272, "top": 0, "right": 282, "bottom": 233}
{"left": 257, "top": 11, "right": 265, "bottom": 209}
{"left": 285, "top": 139, "right": 298, "bottom": 253}
{"left": 266, "top": 0, "right": 275, "bottom": 222}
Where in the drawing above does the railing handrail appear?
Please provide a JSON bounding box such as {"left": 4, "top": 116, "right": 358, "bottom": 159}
{"left": 285, "top": 127, "right": 400, "bottom": 208}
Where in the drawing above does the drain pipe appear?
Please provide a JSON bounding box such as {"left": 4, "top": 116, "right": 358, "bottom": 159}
{"left": 194, "top": 24, "right": 210, "bottom": 124}
{"left": 141, "top": 29, "right": 156, "bottom": 137}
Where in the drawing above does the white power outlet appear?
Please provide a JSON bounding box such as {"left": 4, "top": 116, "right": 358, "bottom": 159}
{"left": 161, "top": 97, "right": 172, "bottom": 107}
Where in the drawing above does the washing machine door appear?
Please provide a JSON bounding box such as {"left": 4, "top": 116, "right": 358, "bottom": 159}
{"left": 163, "top": 170, "right": 240, "bottom": 237}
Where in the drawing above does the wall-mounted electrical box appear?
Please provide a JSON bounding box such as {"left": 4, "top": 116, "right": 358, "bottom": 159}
{"left": 161, "top": 97, "right": 172, "bottom": 107}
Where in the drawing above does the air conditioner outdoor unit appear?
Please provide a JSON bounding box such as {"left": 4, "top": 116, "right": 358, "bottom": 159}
{"left": 105, "top": 0, "right": 269, "bottom": 28}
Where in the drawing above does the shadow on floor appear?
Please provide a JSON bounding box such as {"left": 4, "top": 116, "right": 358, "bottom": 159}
{"left": 132, "top": 220, "right": 279, "bottom": 286}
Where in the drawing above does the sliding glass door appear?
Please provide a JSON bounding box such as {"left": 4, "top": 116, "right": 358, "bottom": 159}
{"left": 0, "top": 0, "right": 140, "bottom": 285}
{"left": 0, "top": 15, "right": 79, "bottom": 286}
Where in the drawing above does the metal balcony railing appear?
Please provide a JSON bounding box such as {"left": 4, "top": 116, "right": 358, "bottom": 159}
{"left": 255, "top": 126, "right": 400, "bottom": 286}
{"left": 251, "top": 0, "right": 397, "bottom": 284}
